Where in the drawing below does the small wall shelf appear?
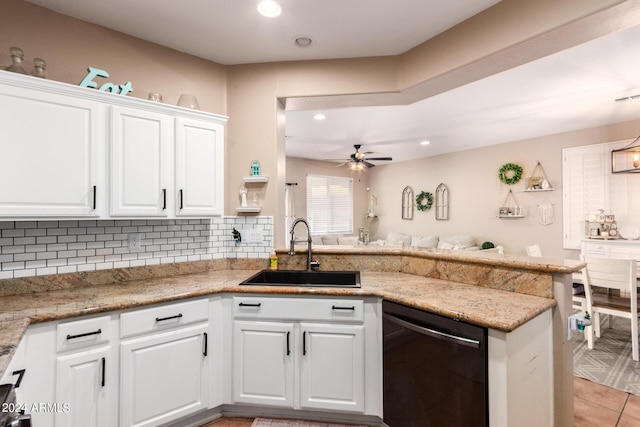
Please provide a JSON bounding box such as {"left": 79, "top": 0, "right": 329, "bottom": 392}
{"left": 522, "top": 188, "right": 554, "bottom": 193}
{"left": 237, "top": 175, "right": 268, "bottom": 213}
{"left": 498, "top": 189, "right": 525, "bottom": 218}
{"left": 242, "top": 175, "right": 269, "bottom": 183}
{"left": 236, "top": 206, "right": 261, "bottom": 213}
{"left": 524, "top": 161, "right": 553, "bottom": 191}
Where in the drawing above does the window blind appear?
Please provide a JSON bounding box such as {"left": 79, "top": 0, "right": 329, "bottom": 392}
{"left": 306, "top": 174, "right": 353, "bottom": 235}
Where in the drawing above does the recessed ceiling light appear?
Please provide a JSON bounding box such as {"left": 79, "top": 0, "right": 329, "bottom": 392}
{"left": 257, "top": 0, "right": 282, "bottom": 18}
{"left": 420, "top": 140, "right": 431, "bottom": 145}
{"left": 313, "top": 113, "right": 326, "bottom": 120}
{"left": 293, "top": 35, "right": 314, "bottom": 48}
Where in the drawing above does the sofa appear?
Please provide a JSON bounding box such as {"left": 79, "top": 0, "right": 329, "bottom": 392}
{"left": 310, "top": 232, "right": 503, "bottom": 253}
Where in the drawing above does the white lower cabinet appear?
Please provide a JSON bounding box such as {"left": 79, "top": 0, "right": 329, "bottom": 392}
{"left": 299, "top": 323, "right": 364, "bottom": 413}
{"left": 231, "top": 296, "right": 372, "bottom": 415}
{"left": 0, "top": 322, "right": 57, "bottom": 427}
{"left": 55, "top": 347, "right": 116, "bottom": 427}
{"left": 55, "top": 314, "right": 118, "bottom": 427}
{"left": 3, "top": 294, "right": 380, "bottom": 426}
{"left": 120, "top": 324, "right": 210, "bottom": 427}
{"left": 119, "top": 298, "right": 211, "bottom": 427}
{"left": 233, "top": 321, "right": 295, "bottom": 407}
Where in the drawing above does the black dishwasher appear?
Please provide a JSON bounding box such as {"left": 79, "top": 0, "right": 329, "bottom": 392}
{"left": 383, "top": 300, "right": 488, "bottom": 427}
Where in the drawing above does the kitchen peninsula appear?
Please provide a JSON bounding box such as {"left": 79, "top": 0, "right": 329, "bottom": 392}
{"left": 0, "top": 248, "right": 582, "bottom": 427}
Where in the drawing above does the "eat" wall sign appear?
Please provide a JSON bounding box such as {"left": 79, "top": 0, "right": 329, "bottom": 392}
{"left": 79, "top": 67, "right": 133, "bottom": 95}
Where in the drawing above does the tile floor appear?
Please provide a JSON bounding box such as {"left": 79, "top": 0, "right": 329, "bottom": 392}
{"left": 574, "top": 377, "right": 640, "bottom": 427}
{"left": 202, "top": 379, "right": 640, "bottom": 427}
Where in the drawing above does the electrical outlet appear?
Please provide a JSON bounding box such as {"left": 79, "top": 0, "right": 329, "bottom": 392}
{"left": 128, "top": 233, "right": 142, "bottom": 251}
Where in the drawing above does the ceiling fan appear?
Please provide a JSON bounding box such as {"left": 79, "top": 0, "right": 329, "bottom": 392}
{"left": 335, "top": 144, "right": 393, "bottom": 170}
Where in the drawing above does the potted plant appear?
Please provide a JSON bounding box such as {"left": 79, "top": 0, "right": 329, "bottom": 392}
{"left": 577, "top": 311, "right": 592, "bottom": 331}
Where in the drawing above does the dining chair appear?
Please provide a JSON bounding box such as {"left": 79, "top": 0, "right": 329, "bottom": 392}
{"left": 580, "top": 255, "right": 639, "bottom": 361}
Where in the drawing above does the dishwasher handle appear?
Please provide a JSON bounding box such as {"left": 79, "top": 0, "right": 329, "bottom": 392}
{"left": 383, "top": 312, "right": 481, "bottom": 349}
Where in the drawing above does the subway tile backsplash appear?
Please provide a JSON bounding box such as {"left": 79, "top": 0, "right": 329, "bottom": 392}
{"left": 0, "top": 216, "right": 273, "bottom": 279}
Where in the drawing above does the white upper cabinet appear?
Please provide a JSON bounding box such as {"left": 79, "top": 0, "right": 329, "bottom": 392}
{"left": 0, "top": 71, "right": 227, "bottom": 220}
{"left": 0, "top": 76, "right": 103, "bottom": 218}
{"left": 110, "top": 106, "right": 172, "bottom": 217}
{"left": 175, "top": 118, "right": 224, "bottom": 216}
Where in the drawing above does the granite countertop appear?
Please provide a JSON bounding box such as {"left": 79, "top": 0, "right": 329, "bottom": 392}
{"left": 0, "top": 268, "right": 557, "bottom": 378}
{"left": 286, "top": 245, "right": 585, "bottom": 274}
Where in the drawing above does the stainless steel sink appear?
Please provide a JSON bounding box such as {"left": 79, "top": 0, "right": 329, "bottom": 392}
{"left": 239, "top": 269, "right": 361, "bottom": 288}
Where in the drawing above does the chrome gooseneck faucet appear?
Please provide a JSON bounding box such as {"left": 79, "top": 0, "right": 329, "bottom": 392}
{"left": 289, "top": 218, "right": 320, "bottom": 271}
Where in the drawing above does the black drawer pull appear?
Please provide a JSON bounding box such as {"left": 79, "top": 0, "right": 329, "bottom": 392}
{"left": 303, "top": 331, "right": 307, "bottom": 356}
{"left": 12, "top": 369, "right": 26, "bottom": 388}
{"left": 101, "top": 357, "right": 106, "bottom": 387}
{"left": 162, "top": 189, "right": 167, "bottom": 210}
{"left": 67, "top": 329, "right": 102, "bottom": 340}
{"left": 155, "top": 313, "right": 183, "bottom": 322}
{"left": 286, "top": 331, "right": 291, "bottom": 356}
{"left": 203, "top": 332, "right": 208, "bottom": 357}
{"left": 239, "top": 302, "right": 262, "bottom": 307}
{"left": 332, "top": 305, "right": 355, "bottom": 311}
{"left": 179, "top": 189, "right": 183, "bottom": 209}
{"left": 92, "top": 185, "right": 97, "bottom": 210}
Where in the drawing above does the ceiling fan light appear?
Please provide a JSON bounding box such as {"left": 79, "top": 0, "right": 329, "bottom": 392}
{"left": 349, "top": 162, "right": 365, "bottom": 171}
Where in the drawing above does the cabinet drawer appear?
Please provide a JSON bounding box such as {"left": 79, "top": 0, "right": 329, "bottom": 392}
{"left": 233, "top": 296, "right": 364, "bottom": 322}
{"left": 120, "top": 298, "right": 209, "bottom": 338}
{"left": 57, "top": 315, "right": 112, "bottom": 352}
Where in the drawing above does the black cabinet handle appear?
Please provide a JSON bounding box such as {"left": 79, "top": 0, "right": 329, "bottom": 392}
{"left": 101, "top": 357, "right": 106, "bottom": 387}
{"left": 332, "top": 305, "right": 355, "bottom": 311}
{"left": 12, "top": 369, "right": 25, "bottom": 388}
{"left": 303, "top": 331, "right": 307, "bottom": 356}
{"left": 179, "top": 189, "right": 183, "bottom": 209}
{"left": 286, "top": 331, "right": 290, "bottom": 356}
{"left": 162, "top": 189, "right": 166, "bottom": 210}
{"left": 67, "top": 329, "right": 102, "bottom": 340}
{"left": 92, "top": 185, "right": 97, "bottom": 210}
{"left": 155, "top": 313, "right": 183, "bottom": 322}
{"left": 238, "top": 302, "right": 261, "bottom": 307}
{"left": 203, "top": 332, "right": 208, "bottom": 357}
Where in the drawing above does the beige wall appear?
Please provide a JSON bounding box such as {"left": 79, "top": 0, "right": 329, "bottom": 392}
{"left": 3, "top": 0, "right": 640, "bottom": 252}
{"left": 367, "top": 119, "right": 640, "bottom": 259}
{"left": 0, "top": 0, "right": 228, "bottom": 114}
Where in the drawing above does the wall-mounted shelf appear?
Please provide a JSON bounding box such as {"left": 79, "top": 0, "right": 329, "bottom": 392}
{"left": 498, "top": 189, "right": 525, "bottom": 218}
{"left": 243, "top": 176, "right": 269, "bottom": 183}
{"left": 237, "top": 175, "right": 268, "bottom": 213}
{"left": 525, "top": 161, "right": 552, "bottom": 191}
{"left": 236, "top": 207, "right": 261, "bottom": 213}
{"left": 522, "top": 188, "right": 554, "bottom": 193}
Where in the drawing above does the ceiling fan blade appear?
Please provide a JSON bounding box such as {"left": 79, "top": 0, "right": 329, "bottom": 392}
{"left": 363, "top": 161, "right": 376, "bottom": 168}
{"left": 335, "top": 162, "right": 349, "bottom": 167}
{"left": 366, "top": 156, "right": 392, "bottom": 161}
